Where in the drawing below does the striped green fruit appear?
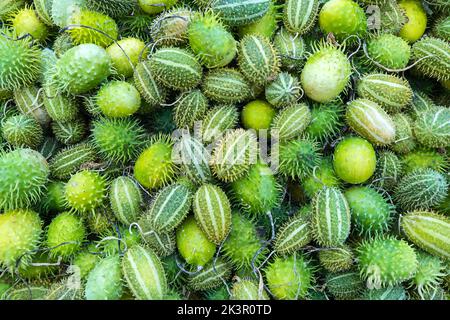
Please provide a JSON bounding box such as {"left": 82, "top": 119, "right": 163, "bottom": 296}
{"left": 409, "top": 91, "right": 435, "bottom": 120}
{"left": 193, "top": 184, "right": 232, "bottom": 245}
{"left": 212, "top": 0, "right": 270, "bottom": 26}
{"left": 174, "top": 134, "right": 212, "bottom": 184}
{"left": 210, "top": 129, "right": 258, "bottom": 182}
{"left": 372, "top": 150, "right": 403, "bottom": 191}
{"left": 237, "top": 0, "right": 281, "bottom": 39}
{"left": 174, "top": 90, "right": 209, "bottom": 129}
{"left": 109, "top": 176, "right": 142, "bottom": 225}
{"left": 148, "top": 47, "right": 202, "bottom": 91}
{"left": 133, "top": 61, "right": 167, "bottom": 107}
{"left": 202, "top": 68, "right": 251, "bottom": 104}
{"left": 391, "top": 113, "right": 416, "bottom": 154}
{"left": 394, "top": 169, "right": 448, "bottom": 210}
{"left": 176, "top": 216, "right": 216, "bottom": 266}
{"left": 273, "top": 27, "right": 306, "bottom": 72}
{"left": 325, "top": 271, "right": 365, "bottom": 300}
{"left": 188, "top": 258, "right": 232, "bottom": 291}
{"left": 265, "top": 72, "right": 301, "bottom": 108}
{"left": 414, "top": 107, "right": 450, "bottom": 149}
{"left": 345, "top": 186, "right": 394, "bottom": 237}
{"left": 122, "top": 245, "right": 167, "bottom": 300}
{"left": 231, "top": 279, "right": 269, "bottom": 300}
{"left": 401, "top": 211, "right": 450, "bottom": 260}
{"left": 38, "top": 136, "right": 60, "bottom": 159}
{"left": 411, "top": 37, "right": 450, "bottom": 82}
{"left": 1, "top": 114, "right": 43, "bottom": 149}
{"left": 238, "top": 35, "right": 280, "bottom": 86}
{"left": 357, "top": 236, "right": 418, "bottom": 289}
{"left": 140, "top": 227, "right": 176, "bottom": 258}
{"left": 85, "top": 255, "right": 123, "bottom": 300}
{"left": 312, "top": 187, "right": 351, "bottom": 247}
{"left": 14, "top": 86, "right": 50, "bottom": 127}
{"left": 42, "top": 91, "right": 78, "bottom": 122}
{"left": 318, "top": 245, "right": 354, "bottom": 272}
{"left": 356, "top": 73, "right": 413, "bottom": 113}
{"left": 346, "top": 98, "right": 396, "bottom": 146}
{"left": 271, "top": 103, "right": 311, "bottom": 141}
{"left": 51, "top": 119, "right": 86, "bottom": 146}
{"left": 49, "top": 143, "right": 97, "bottom": 180}
{"left": 283, "top": 0, "right": 319, "bottom": 34}
{"left": 145, "top": 183, "right": 192, "bottom": 233}
{"left": 200, "top": 104, "right": 239, "bottom": 144}
{"left": 274, "top": 213, "right": 312, "bottom": 255}
{"left": 230, "top": 161, "right": 281, "bottom": 216}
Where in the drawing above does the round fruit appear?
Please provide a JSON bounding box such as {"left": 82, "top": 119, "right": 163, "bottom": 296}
{"left": 333, "top": 136, "right": 376, "bottom": 184}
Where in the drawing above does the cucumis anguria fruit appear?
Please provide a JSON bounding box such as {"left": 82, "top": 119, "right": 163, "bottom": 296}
{"left": 1, "top": 0, "right": 449, "bottom": 302}
{"left": 401, "top": 211, "right": 450, "bottom": 260}
{"left": 193, "top": 184, "right": 232, "bottom": 245}
{"left": 312, "top": 186, "right": 351, "bottom": 247}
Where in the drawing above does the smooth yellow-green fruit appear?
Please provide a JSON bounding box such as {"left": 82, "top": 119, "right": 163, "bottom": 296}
{"left": 333, "top": 136, "right": 376, "bottom": 184}
{"left": 176, "top": 216, "right": 216, "bottom": 267}
{"left": 106, "top": 38, "right": 148, "bottom": 78}
{"left": 139, "top": 0, "right": 178, "bottom": 15}
{"left": 398, "top": 0, "right": 427, "bottom": 43}
{"left": 134, "top": 135, "right": 177, "bottom": 190}
{"left": 241, "top": 100, "right": 276, "bottom": 134}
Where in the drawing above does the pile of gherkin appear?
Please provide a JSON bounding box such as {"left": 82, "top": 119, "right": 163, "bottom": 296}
{"left": 0, "top": 0, "right": 449, "bottom": 301}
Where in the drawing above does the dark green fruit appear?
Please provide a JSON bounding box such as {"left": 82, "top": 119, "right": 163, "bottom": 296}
{"left": 394, "top": 169, "right": 448, "bottom": 210}
{"left": 344, "top": 186, "right": 394, "bottom": 237}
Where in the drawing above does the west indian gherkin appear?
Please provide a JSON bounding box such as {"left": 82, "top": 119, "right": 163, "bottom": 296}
{"left": 301, "top": 42, "right": 351, "bottom": 103}
{"left": 188, "top": 10, "right": 237, "bottom": 68}
{"left": 0, "top": 28, "right": 41, "bottom": 91}
{"left": 311, "top": 187, "right": 351, "bottom": 247}
{"left": 0, "top": 148, "right": 49, "bottom": 211}
{"left": 193, "top": 184, "right": 232, "bottom": 245}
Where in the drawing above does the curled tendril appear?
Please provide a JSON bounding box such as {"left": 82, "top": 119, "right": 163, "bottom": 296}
{"left": 175, "top": 255, "right": 203, "bottom": 275}
{"left": 95, "top": 236, "right": 128, "bottom": 256}
{"left": 212, "top": 234, "right": 232, "bottom": 296}
{"left": 250, "top": 211, "right": 276, "bottom": 298}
